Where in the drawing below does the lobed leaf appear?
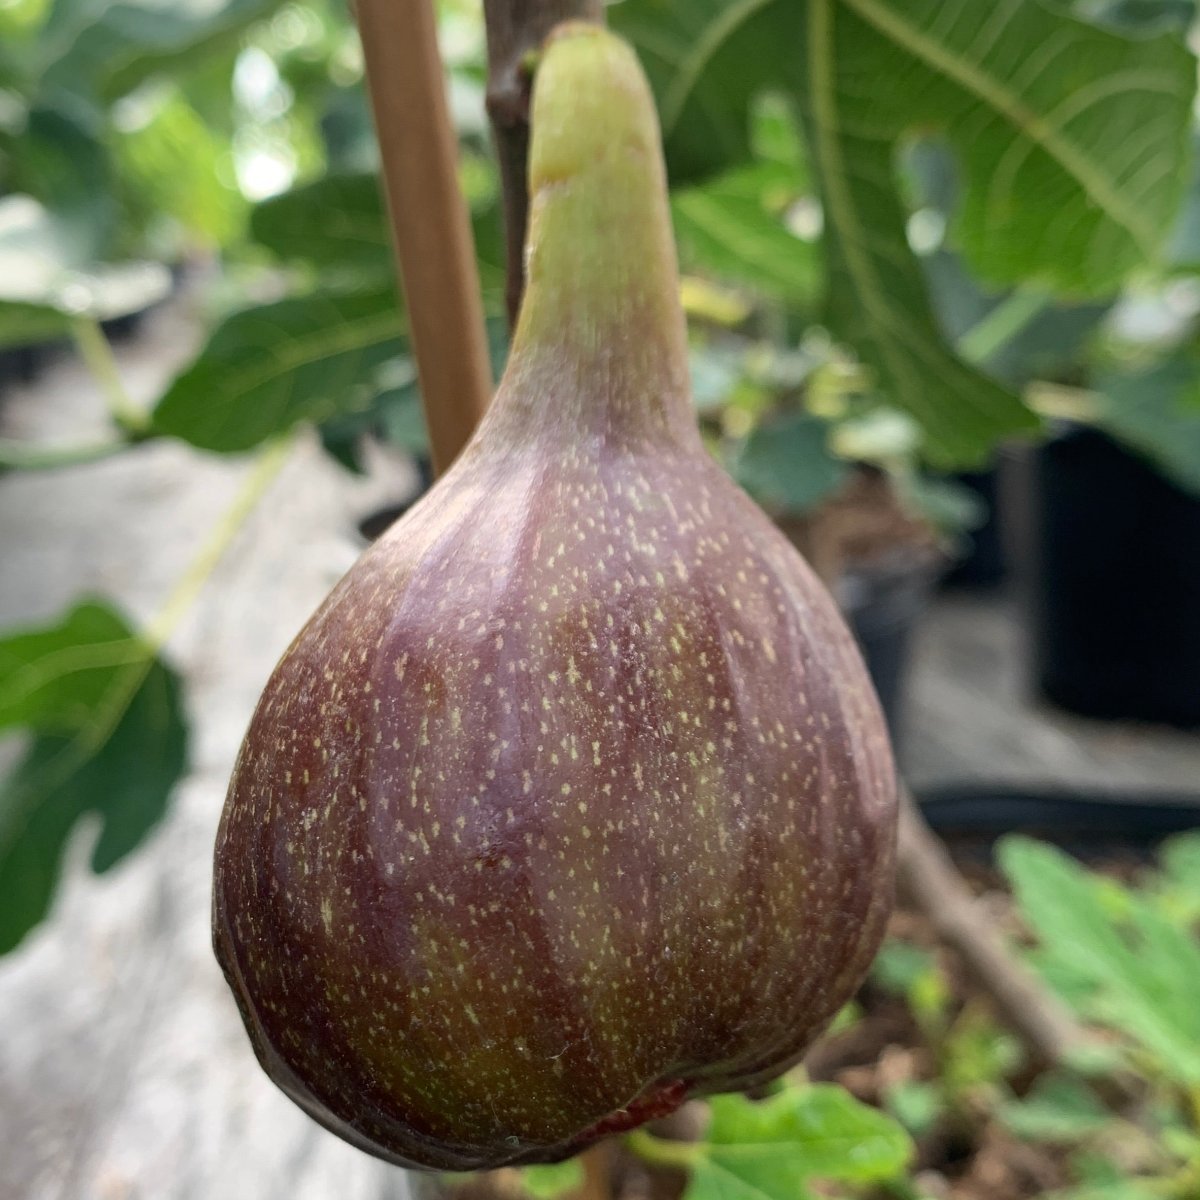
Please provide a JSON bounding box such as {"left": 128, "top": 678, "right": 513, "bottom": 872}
{"left": 152, "top": 285, "right": 405, "bottom": 453}
{"left": 0, "top": 600, "right": 187, "bottom": 954}
{"left": 683, "top": 1084, "right": 912, "bottom": 1200}
{"left": 999, "top": 836, "right": 1200, "bottom": 1086}
{"left": 617, "top": 0, "right": 1195, "bottom": 465}
{"left": 0, "top": 601, "right": 145, "bottom": 733}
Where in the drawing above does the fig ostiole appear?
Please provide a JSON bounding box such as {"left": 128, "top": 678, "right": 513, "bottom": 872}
{"left": 213, "top": 22, "right": 897, "bottom": 1172}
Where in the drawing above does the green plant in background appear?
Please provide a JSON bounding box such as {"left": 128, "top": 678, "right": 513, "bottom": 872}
{"left": 627, "top": 1083, "right": 913, "bottom": 1200}
{"left": 996, "top": 834, "right": 1200, "bottom": 1196}
{"left": 867, "top": 938, "right": 1023, "bottom": 1147}
{"left": 828, "top": 837, "right": 1200, "bottom": 1197}
{"left": 0, "top": 0, "right": 284, "bottom": 330}
{"left": 486, "top": 1081, "right": 914, "bottom": 1200}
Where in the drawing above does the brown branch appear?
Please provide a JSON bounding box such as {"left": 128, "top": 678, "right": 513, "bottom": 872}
{"left": 895, "top": 784, "right": 1091, "bottom": 1069}
{"left": 576, "top": 1144, "right": 615, "bottom": 1200}
{"left": 483, "top": 0, "right": 605, "bottom": 328}
{"left": 355, "top": 0, "right": 493, "bottom": 474}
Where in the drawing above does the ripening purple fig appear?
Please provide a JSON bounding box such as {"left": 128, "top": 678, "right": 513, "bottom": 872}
{"left": 213, "top": 22, "right": 896, "bottom": 1172}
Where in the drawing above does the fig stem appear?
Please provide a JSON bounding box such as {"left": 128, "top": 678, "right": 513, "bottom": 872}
{"left": 519, "top": 26, "right": 684, "bottom": 344}
{"left": 624, "top": 1128, "right": 702, "bottom": 1170}
{"left": 487, "top": 24, "right": 693, "bottom": 439}
{"left": 355, "top": 0, "right": 492, "bottom": 474}
{"left": 482, "top": 0, "right": 605, "bottom": 330}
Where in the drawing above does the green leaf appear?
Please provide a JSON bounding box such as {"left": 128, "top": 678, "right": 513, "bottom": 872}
{"left": 731, "top": 411, "right": 845, "bottom": 515}
{"left": 687, "top": 1084, "right": 911, "bottom": 1200}
{"left": 0, "top": 601, "right": 187, "bottom": 954}
{"left": 250, "top": 173, "right": 392, "bottom": 276}
{"left": 4, "top": 102, "right": 117, "bottom": 260}
{"left": 1049, "top": 1183, "right": 1162, "bottom": 1200}
{"left": 611, "top": 0, "right": 797, "bottom": 184}
{"left": 833, "top": 0, "right": 1195, "bottom": 295}
{"left": 870, "top": 939, "right": 938, "bottom": 996}
{"left": 317, "top": 317, "right": 507, "bottom": 473}
{"left": 687, "top": 1159, "right": 816, "bottom": 1200}
{"left": 113, "top": 87, "right": 246, "bottom": 249}
{"left": 998, "top": 1073, "right": 1111, "bottom": 1143}
{"left": 941, "top": 1008, "right": 1023, "bottom": 1092}
{"left": 1157, "top": 832, "right": 1200, "bottom": 922}
{"left": 0, "top": 601, "right": 145, "bottom": 733}
{"left": 1092, "top": 359, "right": 1200, "bottom": 498}
{"left": 798, "top": 0, "right": 1037, "bottom": 466}
{"left": 618, "top": 0, "right": 1194, "bottom": 466}
{"left": 317, "top": 356, "right": 423, "bottom": 473}
{"left": 883, "top": 1080, "right": 943, "bottom": 1137}
{"left": 519, "top": 1161, "right": 584, "bottom": 1200}
{"left": 999, "top": 836, "right": 1200, "bottom": 1086}
{"left": 152, "top": 285, "right": 405, "bottom": 453}
{"left": 37, "top": 0, "right": 285, "bottom": 103}
{"left": 671, "top": 162, "right": 820, "bottom": 301}
{"left": 250, "top": 172, "right": 506, "bottom": 296}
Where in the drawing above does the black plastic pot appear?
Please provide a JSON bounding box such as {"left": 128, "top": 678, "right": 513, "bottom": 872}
{"left": 941, "top": 468, "right": 1007, "bottom": 590}
{"left": 917, "top": 784, "right": 1200, "bottom": 862}
{"left": 1031, "top": 426, "right": 1200, "bottom": 727}
{"left": 0, "top": 342, "right": 49, "bottom": 398}
{"left": 839, "top": 552, "right": 939, "bottom": 746}
{"left": 357, "top": 455, "right": 435, "bottom": 542}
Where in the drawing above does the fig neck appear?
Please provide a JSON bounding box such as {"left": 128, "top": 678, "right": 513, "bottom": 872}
{"left": 486, "top": 24, "right": 697, "bottom": 451}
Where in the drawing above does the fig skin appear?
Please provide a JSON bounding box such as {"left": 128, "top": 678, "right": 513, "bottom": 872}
{"left": 213, "top": 24, "right": 896, "bottom": 1173}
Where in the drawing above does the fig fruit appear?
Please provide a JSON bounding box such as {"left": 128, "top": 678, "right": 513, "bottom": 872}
{"left": 213, "top": 23, "right": 896, "bottom": 1172}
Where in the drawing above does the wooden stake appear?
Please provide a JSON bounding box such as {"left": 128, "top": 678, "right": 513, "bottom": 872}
{"left": 355, "top": 0, "right": 493, "bottom": 474}
{"left": 895, "top": 785, "right": 1090, "bottom": 1068}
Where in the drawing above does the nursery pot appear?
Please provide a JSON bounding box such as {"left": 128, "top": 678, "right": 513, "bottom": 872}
{"left": 1030, "top": 425, "right": 1200, "bottom": 727}
{"left": 941, "top": 467, "right": 1007, "bottom": 590}
{"left": 917, "top": 783, "right": 1200, "bottom": 861}
{"left": 837, "top": 551, "right": 939, "bottom": 746}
